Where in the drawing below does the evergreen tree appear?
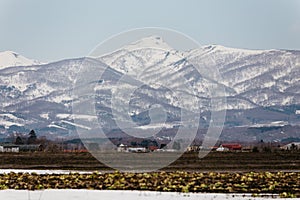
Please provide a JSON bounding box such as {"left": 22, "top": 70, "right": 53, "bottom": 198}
{"left": 15, "top": 136, "right": 24, "bottom": 145}
{"left": 27, "top": 130, "right": 37, "bottom": 144}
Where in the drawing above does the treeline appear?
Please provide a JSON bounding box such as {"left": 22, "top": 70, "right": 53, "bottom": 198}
{"left": 15, "top": 130, "right": 38, "bottom": 145}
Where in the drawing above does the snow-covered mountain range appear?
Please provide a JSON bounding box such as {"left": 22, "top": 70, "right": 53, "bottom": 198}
{"left": 0, "top": 36, "right": 299, "bottom": 142}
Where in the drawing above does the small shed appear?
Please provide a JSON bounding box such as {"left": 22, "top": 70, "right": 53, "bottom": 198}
{"left": 117, "top": 144, "right": 128, "bottom": 152}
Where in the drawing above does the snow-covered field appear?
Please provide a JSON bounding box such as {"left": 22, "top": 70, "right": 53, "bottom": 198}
{"left": 0, "top": 170, "right": 292, "bottom": 199}
{"left": 0, "top": 190, "right": 283, "bottom": 200}
{"left": 0, "top": 169, "right": 95, "bottom": 174}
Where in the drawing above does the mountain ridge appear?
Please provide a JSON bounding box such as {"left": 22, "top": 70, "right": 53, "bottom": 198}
{"left": 0, "top": 39, "right": 299, "bottom": 142}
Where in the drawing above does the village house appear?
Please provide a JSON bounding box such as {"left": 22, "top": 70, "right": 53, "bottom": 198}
{"left": 0, "top": 143, "right": 44, "bottom": 153}
{"left": 117, "top": 144, "right": 128, "bottom": 152}
{"left": 128, "top": 147, "right": 148, "bottom": 153}
{"left": 221, "top": 143, "right": 242, "bottom": 151}
{"left": 0, "top": 144, "right": 19, "bottom": 152}
{"left": 216, "top": 145, "right": 230, "bottom": 152}
{"left": 187, "top": 145, "right": 201, "bottom": 152}
{"left": 212, "top": 143, "right": 242, "bottom": 152}
{"left": 148, "top": 145, "right": 158, "bottom": 152}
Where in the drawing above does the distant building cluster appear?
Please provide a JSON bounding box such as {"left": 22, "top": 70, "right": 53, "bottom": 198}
{"left": 1, "top": 129, "right": 299, "bottom": 154}
{"left": 116, "top": 143, "right": 175, "bottom": 153}
{"left": 186, "top": 142, "right": 300, "bottom": 153}
{"left": 186, "top": 143, "right": 243, "bottom": 152}
{"left": 0, "top": 130, "right": 45, "bottom": 153}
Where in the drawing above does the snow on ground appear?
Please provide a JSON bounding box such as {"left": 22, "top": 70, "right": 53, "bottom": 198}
{"left": 47, "top": 124, "right": 68, "bottom": 130}
{"left": 0, "top": 169, "right": 94, "bottom": 174}
{"left": 56, "top": 114, "right": 97, "bottom": 121}
{"left": 250, "top": 121, "right": 288, "bottom": 128}
{"left": 0, "top": 170, "right": 289, "bottom": 199}
{"left": 61, "top": 120, "right": 91, "bottom": 130}
{"left": 135, "top": 123, "right": 174, "bottom": 130}
{"left": 0, "top": 113, "right": 21, "bottom": 121}
{"left": 0, "top": 190, "right": 281, "bottom": 200}
{"left": 40, "top": 113, "right": 50, "bottom": 120}
{"left": 0, "top": 120, "right": 23, "bottom": 129}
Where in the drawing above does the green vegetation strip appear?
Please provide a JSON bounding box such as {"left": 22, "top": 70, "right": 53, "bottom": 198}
{"left": 0, "top": 171, "right": 299, "bottom": 198}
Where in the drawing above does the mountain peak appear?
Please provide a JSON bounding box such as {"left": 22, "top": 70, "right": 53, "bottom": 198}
{"left": 0, "top": 51, "right": 21, "bottom": 59}
{"left": 0, "top": 51, "right": 40, "bottom": 69}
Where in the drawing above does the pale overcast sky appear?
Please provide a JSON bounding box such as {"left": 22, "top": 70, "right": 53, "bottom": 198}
{"left": 0, "top": 0, "right": 299, "bottom": 62}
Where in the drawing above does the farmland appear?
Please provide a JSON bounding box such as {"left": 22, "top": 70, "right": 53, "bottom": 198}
{"left": 0, "top": 151, "right": 299, "bottom": 197}
{"left": 0, "top": 151, "right": 299, "bottom": 172}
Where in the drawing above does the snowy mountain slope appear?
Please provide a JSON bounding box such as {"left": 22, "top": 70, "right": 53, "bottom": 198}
{"left": 100, "top": 36, "right": 179, "bottom": 76}
{"left": 0, "top": 51, "right": 41, "bottom": 69}
{"left": 0, "top": 58, "right": 87, "bottom": 138}
{"left": 0, "top": 37, "right": 299, "bottom": 142}
{"left": 189, "top": 46, "right": 300, "bottom": 107}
